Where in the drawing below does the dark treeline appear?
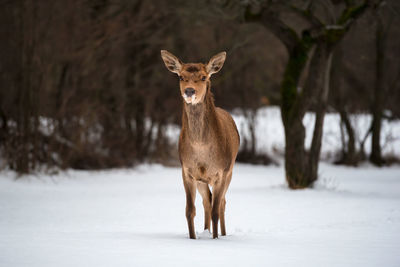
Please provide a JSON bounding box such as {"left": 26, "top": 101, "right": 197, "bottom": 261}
{"left": 0, "top": 0, "right": 399, "bottom": 184}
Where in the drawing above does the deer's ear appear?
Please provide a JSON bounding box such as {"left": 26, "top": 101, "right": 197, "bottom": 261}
{"left": 206, "top": 51, "right": 226, "bottom": 75}
{"left": 161, "top": 50, "right": 182, "bottom": 74}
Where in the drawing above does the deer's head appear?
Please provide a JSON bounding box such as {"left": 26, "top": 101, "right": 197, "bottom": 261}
{"left": 161, "top": 50, "right": 226, "bottom": 105}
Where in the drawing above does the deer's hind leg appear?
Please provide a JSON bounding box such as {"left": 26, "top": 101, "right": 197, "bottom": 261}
{"left": 182, "top": 170, "right": 197, "bottom": 239}
{"left": 197, "top": 182, "right": 212, "bottom": 231}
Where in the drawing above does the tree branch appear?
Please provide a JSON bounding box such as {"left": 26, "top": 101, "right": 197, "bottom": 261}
{"left": 322, "top": 0, "right": 378, "bottom": 45}
{"left": 287, "top": 3, "right": 324, "bottom": 28}
{"left": 338, "top": 0, "right": 379, "bottom": 27}
{"left": 244, "top": 4, "right": 299, "bottom": 52}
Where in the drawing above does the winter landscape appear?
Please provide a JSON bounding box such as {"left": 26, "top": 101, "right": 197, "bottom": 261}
{"left": 2, "top": 1, "right": 400, "bottom": 266}
{"left": 1, "top": 108, "right": 400, "bottom": 267}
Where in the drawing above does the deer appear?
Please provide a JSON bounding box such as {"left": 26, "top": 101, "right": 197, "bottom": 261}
{"left": 161, "top": 50, "right": 240, "bottom": 239}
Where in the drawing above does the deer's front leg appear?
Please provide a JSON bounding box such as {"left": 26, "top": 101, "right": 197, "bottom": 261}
{"left": 182, "top": 170, "right": 196, "bottom": 239}
{"left": 197, "top": 182, "right": 212, "bottom": 231}
{"left": 211, "top": 181, "right": 225, "bottom": 239}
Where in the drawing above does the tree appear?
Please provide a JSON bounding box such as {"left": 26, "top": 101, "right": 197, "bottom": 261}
{"left": 0, "top": 0, "right": 179, "bottom": 172}
{"left": 244, "top": 0, "right": 377, "bottom": 188}
{"left": 369, "top": 0, "right": 400, "bottom": 166}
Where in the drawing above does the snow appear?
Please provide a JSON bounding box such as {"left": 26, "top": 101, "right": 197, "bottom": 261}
{"left": 1, "top": 163, "right": 400, "bottom": 267}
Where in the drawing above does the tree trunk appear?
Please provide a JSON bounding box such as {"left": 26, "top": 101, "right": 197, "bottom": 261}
{"left": 370, "top": 14, "right": 385, "bottom": 166}
{"left": 306, "top": 45, "right": 333, "bottom": 182}
{"left": 12, "top": 0, "right": 41, "bottom": 174}
{"left": 284, "top": 117, "right": 307, "bottom": 188}
{"left": 134, "top": 96, "right": 145, "bottom": 161}
{"left": 281, "top": 41, "right": 311, "bottom": 189}
{"left": 246, "top": 109, "right": 257, "bottom": 156}
{"left": 15, "top": 0, "right": 32, "bottom": 174}
{"left": 283, "top": 42, "right": 334, "bottom": 188}
{"left": 339, "top": 109, "right": 357, "bottom": 165}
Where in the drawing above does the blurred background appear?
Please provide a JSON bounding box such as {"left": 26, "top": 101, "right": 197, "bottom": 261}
{"left": 0, "top": 0, "right": 399, "bottom": 177}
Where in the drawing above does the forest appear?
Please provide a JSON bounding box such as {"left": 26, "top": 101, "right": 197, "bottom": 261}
{"left": 1, "top": 1, "right": 400, "bottom": 266}
{"left": 1, "top": 0, "right": 400, "bottom": 186}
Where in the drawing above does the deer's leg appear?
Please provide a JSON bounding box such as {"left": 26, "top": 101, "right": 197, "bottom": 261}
{"left": 220, "top": 197, "right": 227, "bottom": 236}
{"left": 182, "top": 170, "right": 196, "bottom": 239}
{"left": 197, "top": 182, "right": 212, "bottom": 231}
{"left": 211, "top": 181, "right": 225, "bottom": 239}
{"left": 220, "top": 172, "right": 232, "bottom": 236}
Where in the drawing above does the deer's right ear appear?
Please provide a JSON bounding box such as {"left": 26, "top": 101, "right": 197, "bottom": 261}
{"left": 161, "top": 50, "right": 182, "bottom": 74}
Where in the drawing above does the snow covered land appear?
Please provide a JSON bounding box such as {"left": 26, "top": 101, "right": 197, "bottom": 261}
{"left": 1, "top": 163, "right": 400, "bottom": 267}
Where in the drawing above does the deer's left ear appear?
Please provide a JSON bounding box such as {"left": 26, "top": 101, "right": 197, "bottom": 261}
{"left": 206, "top": 51, "right": 226, "bottom": 75}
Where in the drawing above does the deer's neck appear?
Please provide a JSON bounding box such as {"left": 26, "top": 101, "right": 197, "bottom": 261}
{"left": 182, "top": 85, "right": 217, "bottom": 143}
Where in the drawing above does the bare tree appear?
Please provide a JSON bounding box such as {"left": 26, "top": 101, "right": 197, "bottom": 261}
{"left": 369, "top": 0, "right": 400, "bottom": 166}
{"left": 244, "top": 0, "right": 377, "bottom": 188}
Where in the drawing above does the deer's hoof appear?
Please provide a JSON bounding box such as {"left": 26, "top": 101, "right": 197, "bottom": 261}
{"left": 189, "top": 234, "right": 196, "bottom": 239}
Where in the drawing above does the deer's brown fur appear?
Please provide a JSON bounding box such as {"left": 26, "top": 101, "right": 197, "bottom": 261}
{"left": 161, "top": 50, "right": 239, "bottom": 239}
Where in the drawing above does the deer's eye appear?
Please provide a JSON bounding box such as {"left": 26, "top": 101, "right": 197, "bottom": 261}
{"left": 201, "top": 76, "right": 206, "bottom": 81}
{"left": 179, "top": 76, "right": 184, "bottom": 81}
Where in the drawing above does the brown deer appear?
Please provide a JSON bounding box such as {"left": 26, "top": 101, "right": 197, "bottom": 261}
{"left": 161, "top": 50, "right": 240, "bottom": 239}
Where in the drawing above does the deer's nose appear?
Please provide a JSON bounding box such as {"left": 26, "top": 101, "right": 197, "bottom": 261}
{"left": 185, "top": 88, "right": 195, "bottom": 97}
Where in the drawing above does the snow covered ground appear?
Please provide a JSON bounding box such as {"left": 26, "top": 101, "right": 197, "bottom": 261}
{"left": 1, "top": 163, "right": 400, "bottom": 267}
